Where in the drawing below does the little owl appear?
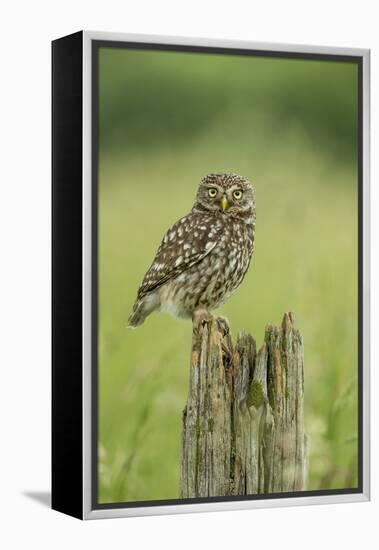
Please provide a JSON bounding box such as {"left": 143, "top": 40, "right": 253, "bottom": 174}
{"left": 128, "top": 173, "right": 256, "bottom": 327}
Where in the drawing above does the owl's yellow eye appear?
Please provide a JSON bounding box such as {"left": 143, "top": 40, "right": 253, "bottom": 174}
{"left": 208, "top": 188, "right": 218, "bottom": 198}
{"left": 233, "top": 189, "right": 243, "bottom": 200}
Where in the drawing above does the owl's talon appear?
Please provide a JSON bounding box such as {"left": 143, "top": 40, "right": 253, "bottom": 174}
{"left": 216, "top": 316, "right": 230, "bottom": 336}
{"left": 192, "top": 309, "right": 213, "bottom": 331}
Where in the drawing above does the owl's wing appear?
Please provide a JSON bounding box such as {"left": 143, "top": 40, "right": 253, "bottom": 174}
{"left": 137, "top": 212, "right": 221, "bottom": 298}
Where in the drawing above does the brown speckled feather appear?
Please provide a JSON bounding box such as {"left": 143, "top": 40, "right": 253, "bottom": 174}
{"left": 137, "top": 211, "right": 223, "bottom": 299}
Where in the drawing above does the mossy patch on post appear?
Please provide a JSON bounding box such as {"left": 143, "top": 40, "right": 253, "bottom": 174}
{"left": 247, "top": 381, "right": 265, "bottom": 409}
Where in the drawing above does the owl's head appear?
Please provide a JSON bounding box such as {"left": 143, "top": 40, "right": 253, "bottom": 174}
{"left": 194, "top": 173, "right": 255, "bottom": 219}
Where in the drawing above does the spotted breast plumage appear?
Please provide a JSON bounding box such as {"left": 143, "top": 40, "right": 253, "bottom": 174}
{"left": 128, "top": 173, "right": 256, "bottom": 327}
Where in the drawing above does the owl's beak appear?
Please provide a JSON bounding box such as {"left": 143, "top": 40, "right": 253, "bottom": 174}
{"left": 221, "top": 196, "right": 229, "bottom": 211}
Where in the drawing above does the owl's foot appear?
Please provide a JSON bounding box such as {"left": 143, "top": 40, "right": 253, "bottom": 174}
{"left": 192, "top": 308, "right": 213, "bottom": 331}
{"left": 216, "top": 315, "right": 230, "bottom": 336}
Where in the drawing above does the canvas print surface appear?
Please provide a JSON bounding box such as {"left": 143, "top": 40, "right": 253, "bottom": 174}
{"left": 95, "top": 44, "right": 360, "bottom": 505}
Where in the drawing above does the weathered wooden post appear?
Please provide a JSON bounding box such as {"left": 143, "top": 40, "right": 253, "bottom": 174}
{"left": 180, "top": 312, "right": 307, "bottom": 498}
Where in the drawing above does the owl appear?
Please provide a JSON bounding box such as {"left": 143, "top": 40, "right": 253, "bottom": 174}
{"left": 128, "top": 173, "right": 256, "bottom": 327}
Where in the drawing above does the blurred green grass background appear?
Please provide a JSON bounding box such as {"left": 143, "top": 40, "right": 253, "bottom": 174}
{"left": 98, "top": 47, "right": 358, "bottom": 503}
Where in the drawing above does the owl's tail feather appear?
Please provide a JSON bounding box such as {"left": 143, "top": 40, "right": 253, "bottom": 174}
{"left": 128, "top": 293, "right": 159, "bottom": 328}
{"left": 128, "top": 307, "right": 146, "bottom": 328}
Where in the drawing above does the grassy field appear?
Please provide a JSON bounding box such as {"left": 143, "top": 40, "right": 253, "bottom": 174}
{"left": 97, "top": 48, "right": 358, "bottom": 503}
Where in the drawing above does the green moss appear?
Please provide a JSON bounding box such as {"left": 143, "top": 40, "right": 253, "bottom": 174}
{"left": 207, "top": 418, "right": 214, "bottom": 433}
{"left": 247, "top": 381, "right": 265, "bottom": 409}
